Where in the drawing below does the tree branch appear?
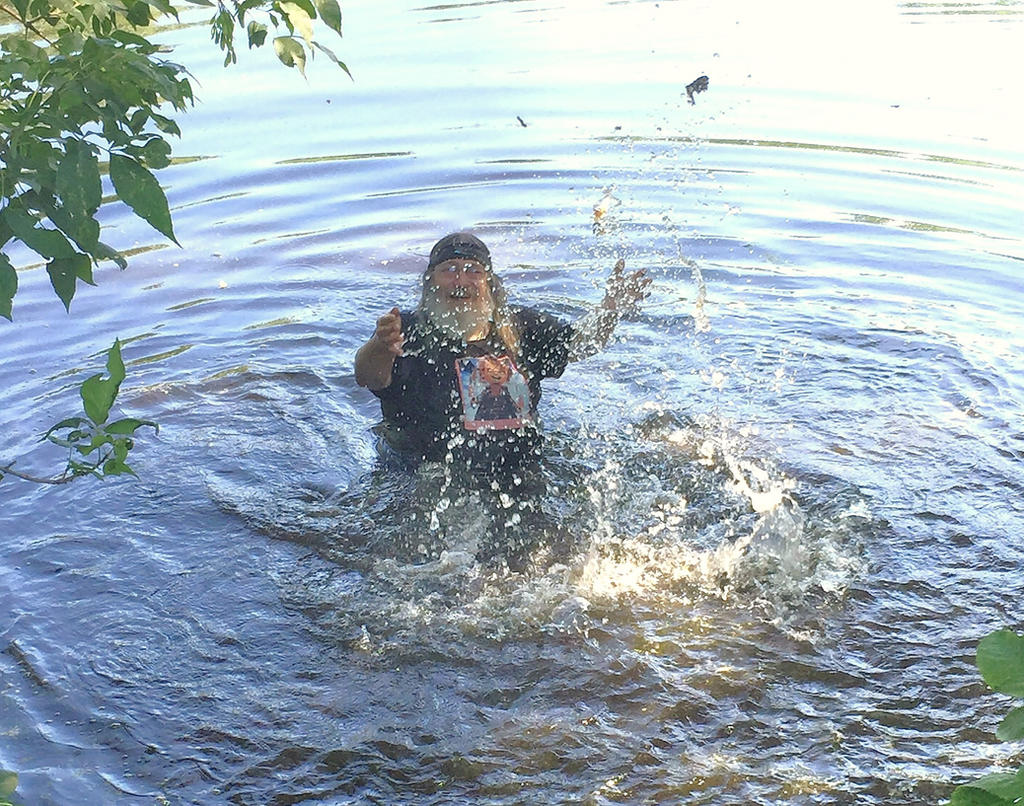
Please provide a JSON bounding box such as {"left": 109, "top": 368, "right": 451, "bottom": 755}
{"left": 0, "top": 3, "right": 58, "bottom": 47}
{"left": 0, "top": 462, "right": 76, "bottom": 485}
{"left": 1, "top": 447, "right": 112, "bottom": 485}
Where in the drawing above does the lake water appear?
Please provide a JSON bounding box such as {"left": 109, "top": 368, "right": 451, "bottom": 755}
{"left": 2, "top": 0, "right": 1024, "bottom": 803}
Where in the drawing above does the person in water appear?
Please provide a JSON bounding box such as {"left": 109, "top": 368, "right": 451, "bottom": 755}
{"left": 354, "top": 232, "right": 650, "bottom": 477}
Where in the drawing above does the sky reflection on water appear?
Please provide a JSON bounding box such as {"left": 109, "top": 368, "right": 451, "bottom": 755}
{"left": 2, "top": 1, "right": 1024, "bottom": 804}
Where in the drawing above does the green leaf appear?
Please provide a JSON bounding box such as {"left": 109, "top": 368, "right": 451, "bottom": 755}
{"left": 312, "top": 40, "right": 351, "bottom": 78}
{"left": 102, "top": 457, "right": 136, "bottom": 477}
{"left": 112, "top": 436, "right": 130, "bottom": 462}
{"left": 75, "top": 254, "right": 95, "bottom": 285}
{"left": 81, "top": 339, "right": 126, "bottom": 425}
{"left": 280, "top": 0, "right": 316, "bottom": 20}
{"left": 109, "top": 154, "right": 179, "bottom": 245}
{"left": 42, "top": 416, "right": 89, "bottom": 440}
{"left": 147, "top": 0, "right": 178, "bottom": 18}
{"left": 211, "top": 8, "right": 237, "bottom": 64}
{"left": 81, "top": 376, "right": 114, "bottom": 425}
{"left": 26, "top": 224, "right": 77, "bottom": 259}
{"left": 67, "top": 458, "right": 102, "bottom": 478}
{"left": 104, "top": 340, "right": 127, "bottom": 387}
{"left": 952, "top": 771, "right": 1024, "bottom": 804}
{"left": 57, "top": 140, "right": 102, "bottom": 217}
{"left": 104, "top": 417, "right": 158, "bottom": 436}
{"left": 2, "top": 204, "right": 77, "bottom": 260}
{"left": 4, "top": 36, "right": 47, "bottom": 71}
{"left": 45, "top": 202, "right": 100, "bottom": 255}
{"left": 997, "top": 705, "right": 1024, "bottom": 741}
{"left": 179, "top": 77, "right": 195, "bottom": 106}
{"left": 246, "top": 20, "right": 268, "bottom": 48}
{"left": 273, "top": 36, "right": 306, "bottom": 75}
{"left": 314, "top": 0, "right": 341, "bottom": 34}
{"left": 128, "top": 108, "right": 150, "bottom": 133}
{"left": 125, "top": 0, "right": 152, "bottom": 27}
{"left": 47, "top": 254, "right": 92, "bottom": 311}
{"left": 280, "top": 2, "right": 314, "bottom": 46}
{"left": 93, "top": 241, "right": 128, "bottom": 270}
{"left": 150, "top": 113, "right": 182, "bottom": 137}
{"left": 76, "top": 433, "right": 110, "bottom": 456}
{"left": 949, "top": 787, "right": 1012, "bottom": 806}
{"left": 141, "top": 138, "right": 172, "bottom": 170}
{"left": 110, "top": 29, "right": 156, "bottom": 50}
{"left": 0, "top": 254, "right": 16, "bottom": 321}
{"left": 0, "top": 769, "right": 16, "bottom": 798}
{"left": 50, "top": 0, "right": 89, "bottom": 30}
{"left": 978, "top": 630, "right": 1024, "bottom": 697}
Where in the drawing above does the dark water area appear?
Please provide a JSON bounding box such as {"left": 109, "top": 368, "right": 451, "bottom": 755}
{"left": 2, "top": 0, "right": 1024, "bottom": 803}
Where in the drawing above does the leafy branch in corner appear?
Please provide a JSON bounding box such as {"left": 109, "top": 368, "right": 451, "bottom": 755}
{"left": 1, "top": 0, "right": 347, "bottom": 486}
{"left": 949, "top": 629, "right": 1024, "bottom": 805}
{"left": 1, "top": 0, "right": 348, "bottom": 321}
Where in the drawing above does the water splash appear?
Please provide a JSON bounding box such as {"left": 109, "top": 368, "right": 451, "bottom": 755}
{"left": 203, "top": 378, "right": 870, "bottom": 651}
{"left": 566, "top": 410, "right": 866, "bottom": 622}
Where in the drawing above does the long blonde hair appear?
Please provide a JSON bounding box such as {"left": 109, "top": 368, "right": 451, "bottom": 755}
{"left": 486, "top": 271, "right": 521, "bottom": 359}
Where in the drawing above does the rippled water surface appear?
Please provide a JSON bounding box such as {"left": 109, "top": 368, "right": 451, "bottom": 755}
{"left": 3, "top": 1, "right": 1024, "bottom": 804}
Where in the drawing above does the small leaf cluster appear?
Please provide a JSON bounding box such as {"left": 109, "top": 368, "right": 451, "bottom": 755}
{"left": 0, "top": 339, "right": 157, "bottom": 483}
{"left": 204, "top": 0, "right": 348, "bottom": 76}
{"left": 951, "top": 629, "right": 1024, "bottom": 805}
{"left": 43, "top": 338, "right": 157, "bottom": 478}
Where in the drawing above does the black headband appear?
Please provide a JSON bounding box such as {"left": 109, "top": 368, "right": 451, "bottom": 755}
{"left": 427, "top": 232, "right": 492, "bottom": 271}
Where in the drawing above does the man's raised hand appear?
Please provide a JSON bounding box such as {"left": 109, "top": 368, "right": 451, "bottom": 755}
{"left": 602, "top": 259, "right": 651, "bottom": 316}
{"left": 374, "top": 307, "right": 405, "bottom": 357}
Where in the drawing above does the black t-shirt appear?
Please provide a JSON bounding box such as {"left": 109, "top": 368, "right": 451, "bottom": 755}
{"left": 372, "top": 306, "right": 572, "bottom": 468}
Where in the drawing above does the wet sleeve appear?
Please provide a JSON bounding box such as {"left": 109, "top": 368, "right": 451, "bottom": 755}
{"left": 370, "top": 311, "right": 416, "bottom": 401}
{"left": 370, "top": 357, "right": 411, "bottom": 401}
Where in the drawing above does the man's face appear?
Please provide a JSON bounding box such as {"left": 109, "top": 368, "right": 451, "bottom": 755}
{"left": 428, "top": 259, "right": 493, "bottom": 313}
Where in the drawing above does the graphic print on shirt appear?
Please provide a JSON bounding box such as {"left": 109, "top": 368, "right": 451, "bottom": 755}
{"left": 455, "top": 355, "right": 532, "bottom": 431}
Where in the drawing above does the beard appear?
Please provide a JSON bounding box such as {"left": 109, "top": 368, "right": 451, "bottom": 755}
{"left": 419, "top": 286, "right": 493, "bottom": 340}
